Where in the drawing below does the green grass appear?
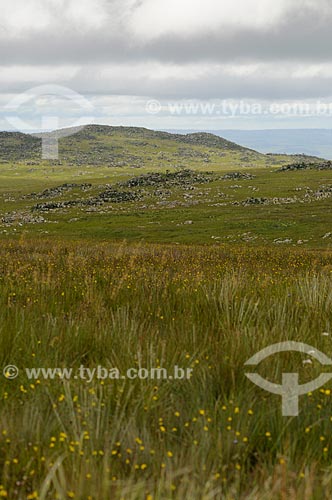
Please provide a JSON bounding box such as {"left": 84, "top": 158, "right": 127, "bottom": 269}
{"left": 1, "top": 128, "right": 332, "bottom": 498}
{"left": 1, "top": 126, "right": 331, "bottom": 247}
{"left": 1, "top": 164, "right": 332, "bottom": 248}
{"left": 1, "top": 241, "right": 332, "bottom": 499}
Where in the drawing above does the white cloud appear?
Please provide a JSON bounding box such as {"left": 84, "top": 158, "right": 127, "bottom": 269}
{"left": 2, "top": 0, "right": 332, "bottom": 129}
{"left": 61, "top": 0, "right": 109, "bottom": 29}
{"left": 0, "top": 65, "right": 79, "bottom": 84}
{"left": 1, "top": 0, "right": 52, "bottom": 33}
{"left": 0, "top": 0, "right": 110, "bottom": 35}
{"left": 129, "top": 0, "right": 290, "bottom": 39}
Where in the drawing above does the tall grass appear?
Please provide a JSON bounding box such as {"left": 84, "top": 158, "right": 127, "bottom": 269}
{"left": 1, "top": 240, "right": 332, "bottom": 499}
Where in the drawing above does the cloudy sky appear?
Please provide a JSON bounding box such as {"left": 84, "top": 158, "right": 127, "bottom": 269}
{"left": 2, "top": 0, "right": 332, "bottom": 131}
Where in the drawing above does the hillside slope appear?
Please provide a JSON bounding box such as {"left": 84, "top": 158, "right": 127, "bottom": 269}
{"left": 0, "top": 124, "right": 325, "bottom": 171}
{"left": 0, "top": 125, "right": 271, "bottom": 168}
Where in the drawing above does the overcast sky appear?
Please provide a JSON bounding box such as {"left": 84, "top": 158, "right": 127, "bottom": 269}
{"left": 2, "top": 0, "right": 332, "bottom": 131}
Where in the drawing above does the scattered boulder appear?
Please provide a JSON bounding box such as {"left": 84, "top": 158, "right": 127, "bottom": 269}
{"left": 277, "top": 161, "right": 332, "bottom": 172}
{"left": 25, "top": 183, "right": 92, "bottom": 200}
{"left": 222, "top": 172, "right": 256, "bottom": 180}
{"left": 120, "top": 169, "right": 216, "bottom": 189}
{"left": 33, "top": 200, "right": 79, "bottom": 211}
{"left": 274, "top": 238, "right": 293, "bottom": 244}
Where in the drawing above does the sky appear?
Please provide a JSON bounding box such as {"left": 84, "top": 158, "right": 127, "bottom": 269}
{"left": 2, "top": 0, "right": 332, "bottom": 131}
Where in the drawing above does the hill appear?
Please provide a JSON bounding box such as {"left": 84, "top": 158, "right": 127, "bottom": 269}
{"left": 1, "top": 124, "right": 332, "bottom": 249}
{"left": 0, "top": 124, "right": 321, "bottom": 168}
{"left": 167, "top": 128, "right": 332, "bottom": 159}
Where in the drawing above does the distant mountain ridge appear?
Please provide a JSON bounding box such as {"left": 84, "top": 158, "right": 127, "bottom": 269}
{"left": 0, "top": 124, "right": 324, "bottom": 166}
{"left": 166, "top": 129, "right": 332, "bottom": 159}
{"left": 36, "top": 125, "right": 256, "bottom": 152}
{"left": 0, "top": 124, "right": 260, "bottom": 164}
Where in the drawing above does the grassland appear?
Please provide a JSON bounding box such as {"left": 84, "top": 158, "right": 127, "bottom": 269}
{"left": 0, "top": 130, "right": 331, "bottom": 249}
{"left": 1, "top": 241, "right": 332, "bottom": 499}
{"left": 1, "top": 126, "right": 332, "bottom": 499}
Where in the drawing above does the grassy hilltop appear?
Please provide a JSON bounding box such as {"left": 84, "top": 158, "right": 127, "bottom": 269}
{"left": 0, "top": 125, "right": 331, "bottom": 247}
{"left": 1, "top": 126, "right": 332, "bottom": 499}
